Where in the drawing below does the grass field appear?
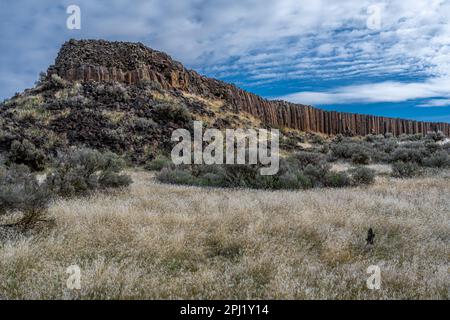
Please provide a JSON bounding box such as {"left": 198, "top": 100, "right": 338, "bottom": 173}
{"left": 0, "top": 170, "right": 448, "bottom": 299}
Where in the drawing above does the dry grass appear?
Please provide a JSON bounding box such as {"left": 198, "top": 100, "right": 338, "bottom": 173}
{"left": 0, "top": 170, "right": 448, "bottom": 299}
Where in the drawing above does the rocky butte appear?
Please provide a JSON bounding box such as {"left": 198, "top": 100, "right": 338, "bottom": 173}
{"left": 48, "top": 39, "right": 450, "bottom": 137}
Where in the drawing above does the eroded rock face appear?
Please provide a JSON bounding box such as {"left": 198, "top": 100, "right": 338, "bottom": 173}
{"left": 49, "top": 39, "right": 450, "bottom": 136}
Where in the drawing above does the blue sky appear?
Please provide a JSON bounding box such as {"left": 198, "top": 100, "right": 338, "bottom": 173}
{"left": 1, "top": 0, "right": 450, "bottom": 123}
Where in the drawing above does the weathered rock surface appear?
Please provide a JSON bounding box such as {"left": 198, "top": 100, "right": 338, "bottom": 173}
{"left": 49, "top": 39, "right": 450, "bottom": 136}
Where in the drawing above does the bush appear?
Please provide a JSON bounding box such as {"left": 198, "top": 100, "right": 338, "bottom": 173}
{"left": 46, "top": 148, "right": 132, "bottom": 197}
{"left": 156, "top": 143, "right": 378, "bottom": 190}
{"left": 287, "top": 151, "right": 326, "bottom": 169}
{"left": 153, "top": 102, "right": 191, "bottom": 125}
{"left": 223, "top": 164, "right": 260, "bottom": 188}
{"left": 391, "top": 161, "right": 421, "bottom": 178}
{"left": 424, "top": 141, "right": 441, "bottom": 154}
{"left": 331, "top": 142, "right": 369, "bottom": 160}
{"left": 0, "top": 165, "right": 49, "bottom": 230}
{"left": 426, "top": 131, "right": 446, "bottom": 142}
{"left": 145, "top": 154, "right": 172, "bottom": 171}
{"left": 303, "top": 163, "right": 331, "bottom": 187}
{"left": 45, "top": 74, "right": 67, "bottom": 89}
{"left": 324, "top": 171, "right": 351, "bottom": 188}
{"left": 310, "top": 134, "right": 324, "bottom": 145}
{"left": 132, "top": 117, "right": 158, "bottom": 131}
{"left": 390, "top": 147, "right": 424, "bottom": 164}
{"left": 157, "top": 167, "right": 196, "bottom": 186}
{"left": 422, "top": 151, "right": 450, "bottom": 168}
{"left": 348, "top": 166, "right": 376, "bottom": 185}
{"left": 7, "top": 139, "right": 46, "bottom": 171}
{"left": 351, "top": 150, "right": 371, "bottom": 165}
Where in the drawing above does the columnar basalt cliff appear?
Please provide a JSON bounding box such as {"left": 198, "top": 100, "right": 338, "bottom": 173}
{"left": 48, "top": 39, "right": 450, "bottom": 136}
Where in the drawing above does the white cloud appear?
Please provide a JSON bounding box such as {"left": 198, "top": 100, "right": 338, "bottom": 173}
{"left": 280, "top": 77, "right": 450, "bottom": 105}
{"left": 417, "top": 99, "right": 450, "bottom": 107}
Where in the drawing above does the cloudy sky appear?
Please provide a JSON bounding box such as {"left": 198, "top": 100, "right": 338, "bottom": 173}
{"left": 1, "top": 0, "right": 450, "bottom": 122}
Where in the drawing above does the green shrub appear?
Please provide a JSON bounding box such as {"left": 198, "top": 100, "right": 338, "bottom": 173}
{"left": 287, "top": 151, "right": 326, "bottom": 169}
{"left": 46, "top": 148, "right": 132, "bottom": 197}
{"left": 426, "top": 131, "right": 446, "bottom": 142}
{"left": 0, "top": 165, "right": 49, "bottom": 230}
{"left": 310, "top": 134, "right": 324, "bottom": 145}
{"left": 145, "top": 154, "right": 172, "bottom": 171}
{"left": 303, "top": 163, "right": 331, "bottom": 187}
{"left": 324, "top": 171, "right": 351, "bottom": 188}
{"left": 351, "top": 150, "right": 371, "bottom": 165}
{"left": 296, "top": 173, "right": 314, "bottom": 189}
{"left": 157, "top": 167, "right": 196, "bottom": 186}
{"left": 391, "top": 161, "right": 421, "bottom": 178}
{"left": 424, "top": 141, "right": 441, "bottom": 154}
{"left": 390, "top": 147, "right": 424, "bottom": 164}
{"left": 153, "top": 102, "right": 191, "bottom": 125}
{"left": 399, "top": 133, "right": 423, "bottom": 142}
{"left": 223, "top": 164, "right": 259, "bottom": 188}
{"left": 8, "top": 139, "right": 46, "bottom": 171}
{"left": 42, "top": 74, "right": 67, "bottom": 90}
{"left": 348, "top": 166, "right": 376, "bottom": 185}
{"left": 422, "top": 151, "right": 450, "bottom": 168}
{"left": 331, "top": 142, "right": 369, "bottom": 160}
{"left": 132, "top": 117, "right": 158, "bottom": 131}
{"left": 156, "top": 146, "right": 376, "bottom": 190}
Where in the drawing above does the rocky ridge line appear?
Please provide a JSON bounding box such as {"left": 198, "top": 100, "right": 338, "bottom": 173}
{"left": 48, "top": 39, "right": 450, "bottom": 137}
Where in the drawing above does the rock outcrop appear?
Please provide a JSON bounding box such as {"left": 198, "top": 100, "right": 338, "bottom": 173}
{"left": 48, "top": 39, "right": 450, "bottom": 137}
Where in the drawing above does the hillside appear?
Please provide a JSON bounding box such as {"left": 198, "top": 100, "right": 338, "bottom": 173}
{"left": 1, "top": 39, "right": 449, "bottom": 166}
{"left": 50, "top": 39, "right": 449, "bottom": 136}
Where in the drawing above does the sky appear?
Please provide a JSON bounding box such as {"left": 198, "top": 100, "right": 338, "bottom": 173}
{"left": 1, "top": 0, "right": 450, "bottom": 123}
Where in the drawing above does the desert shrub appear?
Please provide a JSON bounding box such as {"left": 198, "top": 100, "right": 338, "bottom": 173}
{"left": 287, "top": 151, "right": 326, "bottom": 169}
{"left": 274, "top": 172, "right": 301, "bottom": 189}
{"left": 399, "top": 133, "right": 423, "bottom": 142}
{"left": 424, "top": 141, "right": 441, "bottom": 154}
{"left": 0, "top": 165, "right": 49, "bottom": 229}
{"left": 295, "top": 173, "right": 314, "bottom": 189}
{"left": 351, "top": 150, "right": 371, "bottom": 165}
{"left": 94, "top": 83, "right": 129, "bottom": 102}
{"left": 145, "top": 154, "right": 172, "bottom": 171}
{"left": 426, "top": 131, "right": 446, "bottom": 142}
{"left": 422, "top": 151, "right": 450, "bottom": 168}
{"left": 331, "top": 142, "right": 369, "bottom": 160}
{"left": 132, "top": 117, "right": 158, "bottom": 131}
{"left": 303, "top": 163, "right": 331, "bottom": 187}
{"left": 391, "top": 161, "right": 421, "bottom": 178}
{"left": 442, "top": 143, "right": 450, "bottom": 154}
{"left": 139, "top": 79, "right": 163, "bottom": 91}
{"left": 156, "top": 148, "right": 374, "bottom": 190}
{"left": 153, "top": 102, "right": 191, "bottom": 125}
{"left": 389, "top": 147, "right": 424, "bottom": 164}
{"left": 157, "top": 167, "right": 196, "bottom": 186}
{"left": 222, "top": 164, "right": 260, "bottom": 188}
{"left": 46, "top": 148, "right": 132, "bottom": 197}
{"left": 7, "top": 139, "right": 46, "bottom": 171}
{"left": 324, "top": 171, "right": 351, "bottom": 188}
{"left": 43, "top": 74, "right": 67, "bottom": 90}
{"left": 333, "top": 134, "right": 345, "bottom": 143}
{"left": 375, "top": 139, "right": 397, "bottom": 155}
{"left": 348, "top": 166, "right": 376, "bottom": 185}
{"left": 280, "top": 134, "right": 305, "bottom": 150}
{"left": 156, "top": 159, "right": 378, "bottom": 190}
{"left": 309, "top": 134, "right": 324, "bottom": 145}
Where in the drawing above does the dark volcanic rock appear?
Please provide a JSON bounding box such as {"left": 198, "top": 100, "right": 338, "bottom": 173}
{"left": 46, "top": 39, "right": 450, "bottom": 137}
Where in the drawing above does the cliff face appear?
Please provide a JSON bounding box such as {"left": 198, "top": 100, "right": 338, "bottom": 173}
{"left": 48, "top": 39, "right": 450, "bottom": 137}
